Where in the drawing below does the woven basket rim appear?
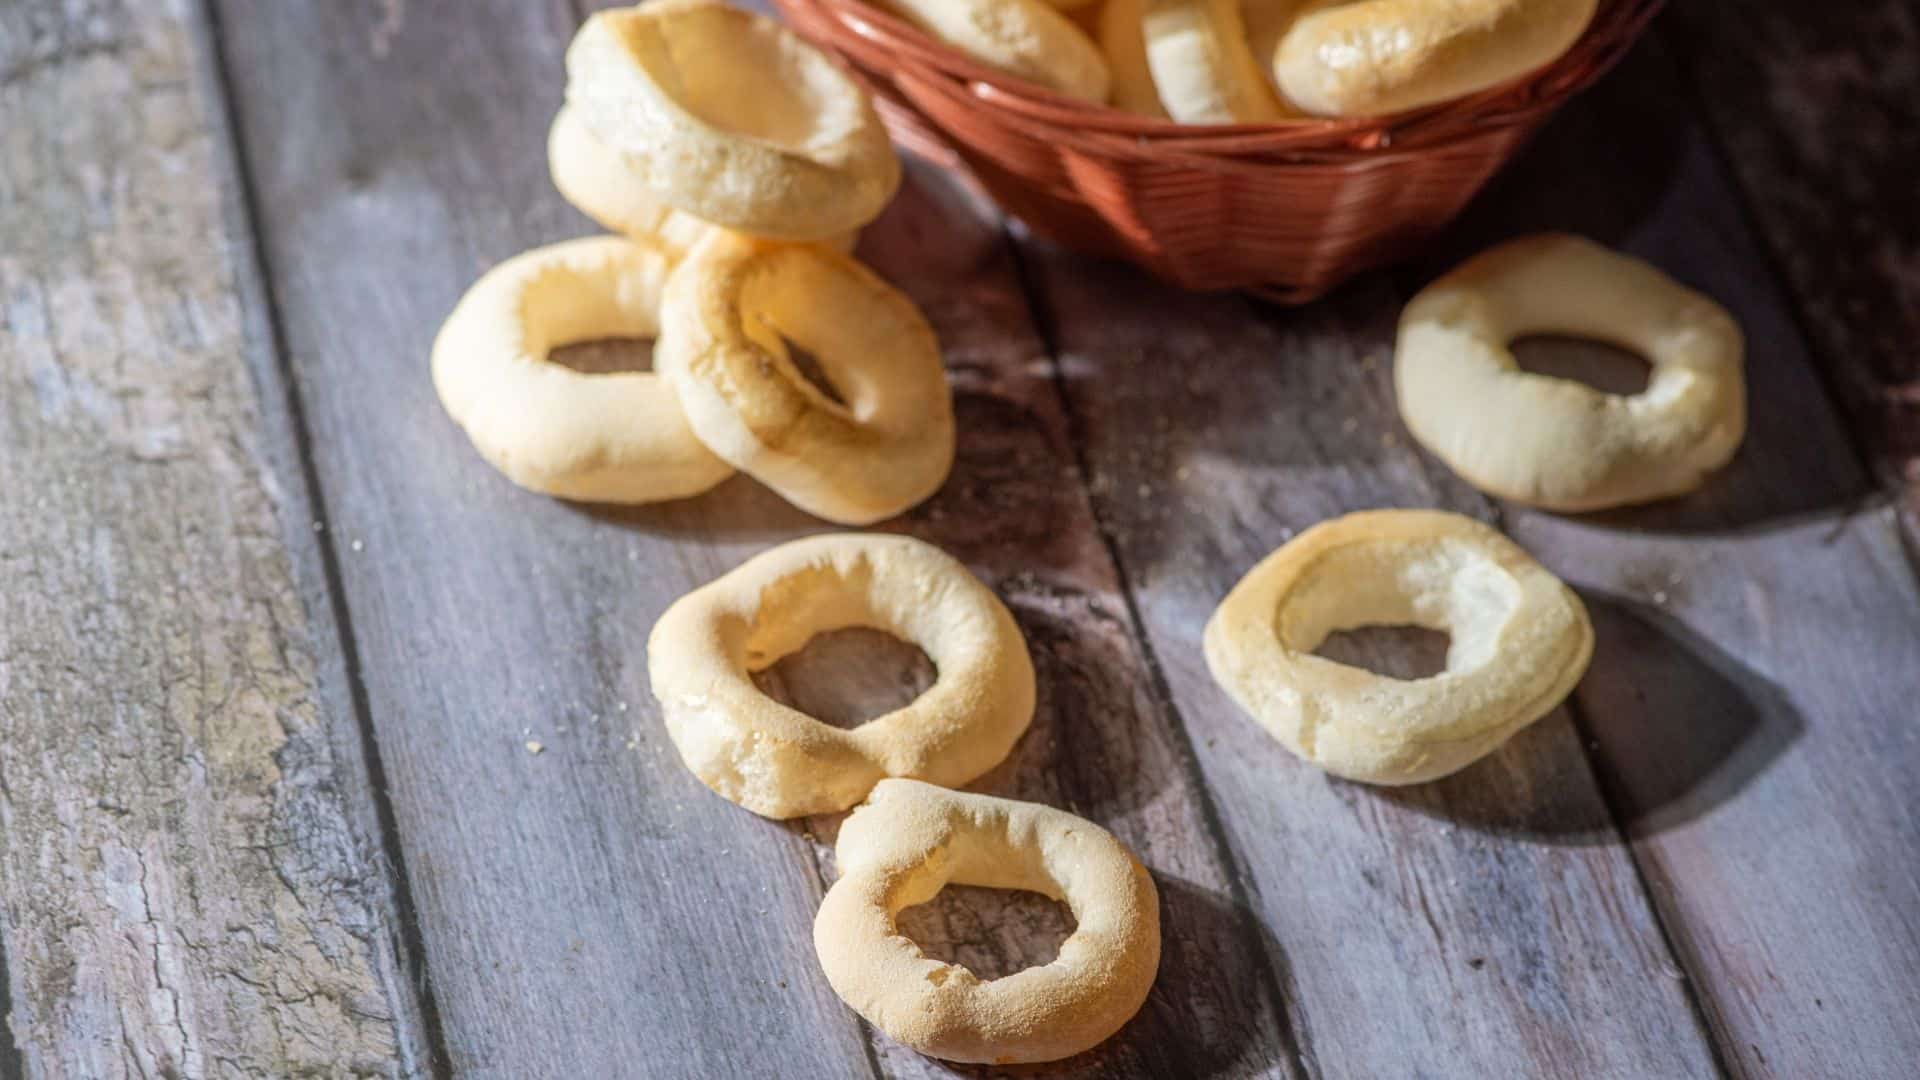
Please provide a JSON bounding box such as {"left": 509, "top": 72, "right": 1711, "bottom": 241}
{"left": 782, "top": 0, "right": 1664, "bottom": 158}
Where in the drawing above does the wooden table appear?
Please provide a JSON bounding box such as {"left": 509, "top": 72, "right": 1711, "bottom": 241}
{"left": 5, "top": 1, "right": 1917, "bottom": 1076}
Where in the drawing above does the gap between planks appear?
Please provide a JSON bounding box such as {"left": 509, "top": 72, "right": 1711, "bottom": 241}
{"left": 1001, "top": 235, "right": 1320, "bottom": 1076}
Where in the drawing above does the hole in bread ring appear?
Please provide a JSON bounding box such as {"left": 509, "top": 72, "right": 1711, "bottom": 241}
{"left": 1272, "top": 0, "right": 1600, "bottom": 117}
{"left": 657, "top": 234, "right": 956, "bottom": 525}
{"left": 1395, "top": 234, "right": 1746, "bottom": 512}
{"left": 430, "top": 236, "right": 734, "bottom": 503}
{"left": 647, "top": 535, "right": 1035, "bottom": 818}
{"left": 1203, "top": 510, "right": 1593, "bottom": 785}
{"left": 814, "top": 780, "right": 1161, "bottom": 1065}
{"left": 562, "top": 2, "right": 899, "bottom": 241}
{"left": 547, "top": 105, "right": 860, "bottom": 258}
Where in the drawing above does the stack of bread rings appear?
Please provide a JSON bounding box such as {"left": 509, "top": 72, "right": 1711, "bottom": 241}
{"left": 875, "top": 0, "right": 1601, "bottom": 121}
{"left": 434, "top": 5, "right": 1158, "bottom": 1061}
{"left": 649, "top": 533, "right": 1161, "bottom": 1064}
{"left": 433, "top": 0, "right": 955, "bottom": 525}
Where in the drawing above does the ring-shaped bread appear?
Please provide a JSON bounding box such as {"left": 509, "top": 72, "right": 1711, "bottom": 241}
{"left": 814, "top": 779, "right": 1161, "bottom": 1064}
{"left": 1396, "top": 233, "right": 1746, "bottom": 511}
{"left": 563, "top": 1, "right": 899, "bottom": 241}
{"left": 1098, "top": 0, "right": 1170, "bottom": 118}
{"left": 1273, "top": 0, "right": 1598, "bottom": 117}
{"left": 430, "top": 236, "right": 733, "bottom": 503}
{"left": 647, "top": 534, "right": 1035, "bottom": 818}
{"left": 1203, "top": 509, "right": 1593, "bottom": 785}
{"left": 880, "top": 0, "right": 1111, "bottom": 103}
{"left": 547, "top": 105, "right": 858, "bottom": 258}
{"left": 657, "top": 232, "right": 956, "bottom": 525}
{"left": 1141, "top": 0, "right": 1288, "bottom": 122}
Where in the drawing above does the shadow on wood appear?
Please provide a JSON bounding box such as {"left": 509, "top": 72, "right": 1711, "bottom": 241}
{"left": 1410, "top": 32, "right": 1871, "bottom": 533}
{"left": 1374, "top": 590, "right": 1800, "bottom": 843}
{"left": 900, "top": 876, "right": 1295, "bottom": 1080}
{"left": 1576, "top": 591, "right": 1803, "bottom": 840}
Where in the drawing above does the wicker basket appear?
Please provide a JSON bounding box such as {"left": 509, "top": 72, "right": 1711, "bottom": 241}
{"left": 772, "top": 0, "right": 1665, "bottom": 301}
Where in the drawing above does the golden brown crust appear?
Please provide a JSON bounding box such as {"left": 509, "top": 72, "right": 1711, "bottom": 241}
{"left": 1395, "top": 234, "right": 1746, "bottom": 511}
{"left": 1204, "top": 509, "right": 1593, "bottom": 784}
{"left": 1141, "top": 0, "right": 1288, "bottom": 122}
{"left": 814, "top": 780, "right": 1160, "bottom": 1063}
{"left": 647, "top": 535, "right": 1035, "bottom": 818}
{"left": 656, "top": 232, "right": 955, "bottom": 525}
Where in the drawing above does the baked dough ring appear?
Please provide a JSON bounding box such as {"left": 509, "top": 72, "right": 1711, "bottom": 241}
{"left": 814, "top": 779, "right": 1160, "bottom": 1064}
{"left": 431, "top": 236, "right": 733, "bottom": 503}
{"left": 564, "top": 2, "right": 899, "bottom": 241}
{"left": 1098, "top": 0, "right": 1169, "bottom": 118}
{"left": 548, "top": 105, "right": 858, "bottom": 259}
{"left": 1273, "top": 0, "right": 1598, "bottom": 117}
{"left": 1204, "top": 510, "right": 1592, "bottom": 785}
{"left": 1396, "top": 234, "right": 1746, "bottom": 511}
{"left": 647, "top": 534, "right": 1035, "bottom": 818}
{"left": 1141, "top": 0, "right": 1288, "bottom": 122}
{"left": 657, "top": 232, "right": 956, "bottom": 525}
{"left": 879, "top": 0, "right": 1111, "bottom": 103}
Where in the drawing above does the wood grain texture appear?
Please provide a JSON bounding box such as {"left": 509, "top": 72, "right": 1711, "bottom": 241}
{"left": 1664, "top": 0, "right": 1920, "bottom": 546}
{"left": 1027, "top": 263, "right": 1723, "bottom": 1078}
{"left": 1029, "top": 29, "right": 1920, "bottom": 1078}
{"left": 207, "top": 0, "right": 871, "bottom": 1074}
{"left": 769, "top": 168, "right": 1302, "bottom": 1080}
{"left": 0, "top": 0, "right": 426, "bottom": 1074}
{"left": 1442, "top": 35, "right": 1920, "bottom": 1077}
{"left": 215, "top": 0, "right": 1295, "bottom": 1074}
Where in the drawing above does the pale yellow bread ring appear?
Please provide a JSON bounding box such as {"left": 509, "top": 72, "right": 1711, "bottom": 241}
{"left": 547, "top": 106, "right": 857, "bottom": 258}
{"left": 647, "top": 535, "right": 1036, "bottom": 818}
{"left": 430, "top": 236, "right": 732, "bottom": 503}
{"left": 1141, "top": 0, "right": 1288, "bottom": 122}
{"left": 1273, "top": 0, "right": 1598, "bottom": 117}
{"left": 564, "top": 2, "right": 899, "bottom": 241}
{"left": 657, "top": 232, "right": 956, "bottom": 525}
{"left": 1395, "top": 234, "right": 1746, "bottom": 511}
{"left": 814, "top": 779, "right": 1160, "bottom": 1064}
{"left": 879, "top": 0, "right": 1111, "bottom": 103}
{"left": 1204, "top": 510, "right": 1593, "bottom": 785}
{"left": 1097, "top": 0, "right": 1169, "bottom": 118}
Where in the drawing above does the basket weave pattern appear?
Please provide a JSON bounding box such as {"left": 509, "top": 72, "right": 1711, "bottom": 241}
{"left": 773, "top": 0, "right": 1665, "bottom": 301}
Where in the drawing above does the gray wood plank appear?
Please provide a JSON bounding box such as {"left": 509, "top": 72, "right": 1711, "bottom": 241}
{"left": 214, "top": 0, "right": 1296, "bottom": 1074}
{"left": 0, "top": 0, "right": 430, "bottom": 1074}
{"left": 1029, "top": 262, "right": 1723, "bottom": 1078}
{"left": 1440, "top": 35, "right": 1920, "bottom": 1077}
{"left": 1033, "top": 27, "right": 1920, "bottom": 1078}
{"left": 1664, "top": 0, "right": 1920, "bottom": 548}
{"left": 205, "top": 0, "right": 873, "bottom": 1074}
{"left": 779, "top": 168, "right": 1301, "bottom": 1080}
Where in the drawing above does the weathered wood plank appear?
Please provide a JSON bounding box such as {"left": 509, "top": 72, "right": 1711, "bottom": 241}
{"left": 1442, "top": 36, "right": 1920, "bottom": 1077}
{"left": 1028, "top": 259, "right": 1724, "bottom": 1075}
{"left": 216, "top": 0, "right": 1296, "bottom": 1074}
{"left": 1664, "top": 0, "right": 1920, "bottom": 547}
{"left": 206, "top": 1, "right": 873, "bottom": 1074}
{"left": 784, "top": 166, "right": 1302, "bottom": 1079}
{"left": 1032, "top": 27, "right": 1920, "bottom": 1077}
{"left": 0, "top": 0, "right": 429, "bottom": 1074}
